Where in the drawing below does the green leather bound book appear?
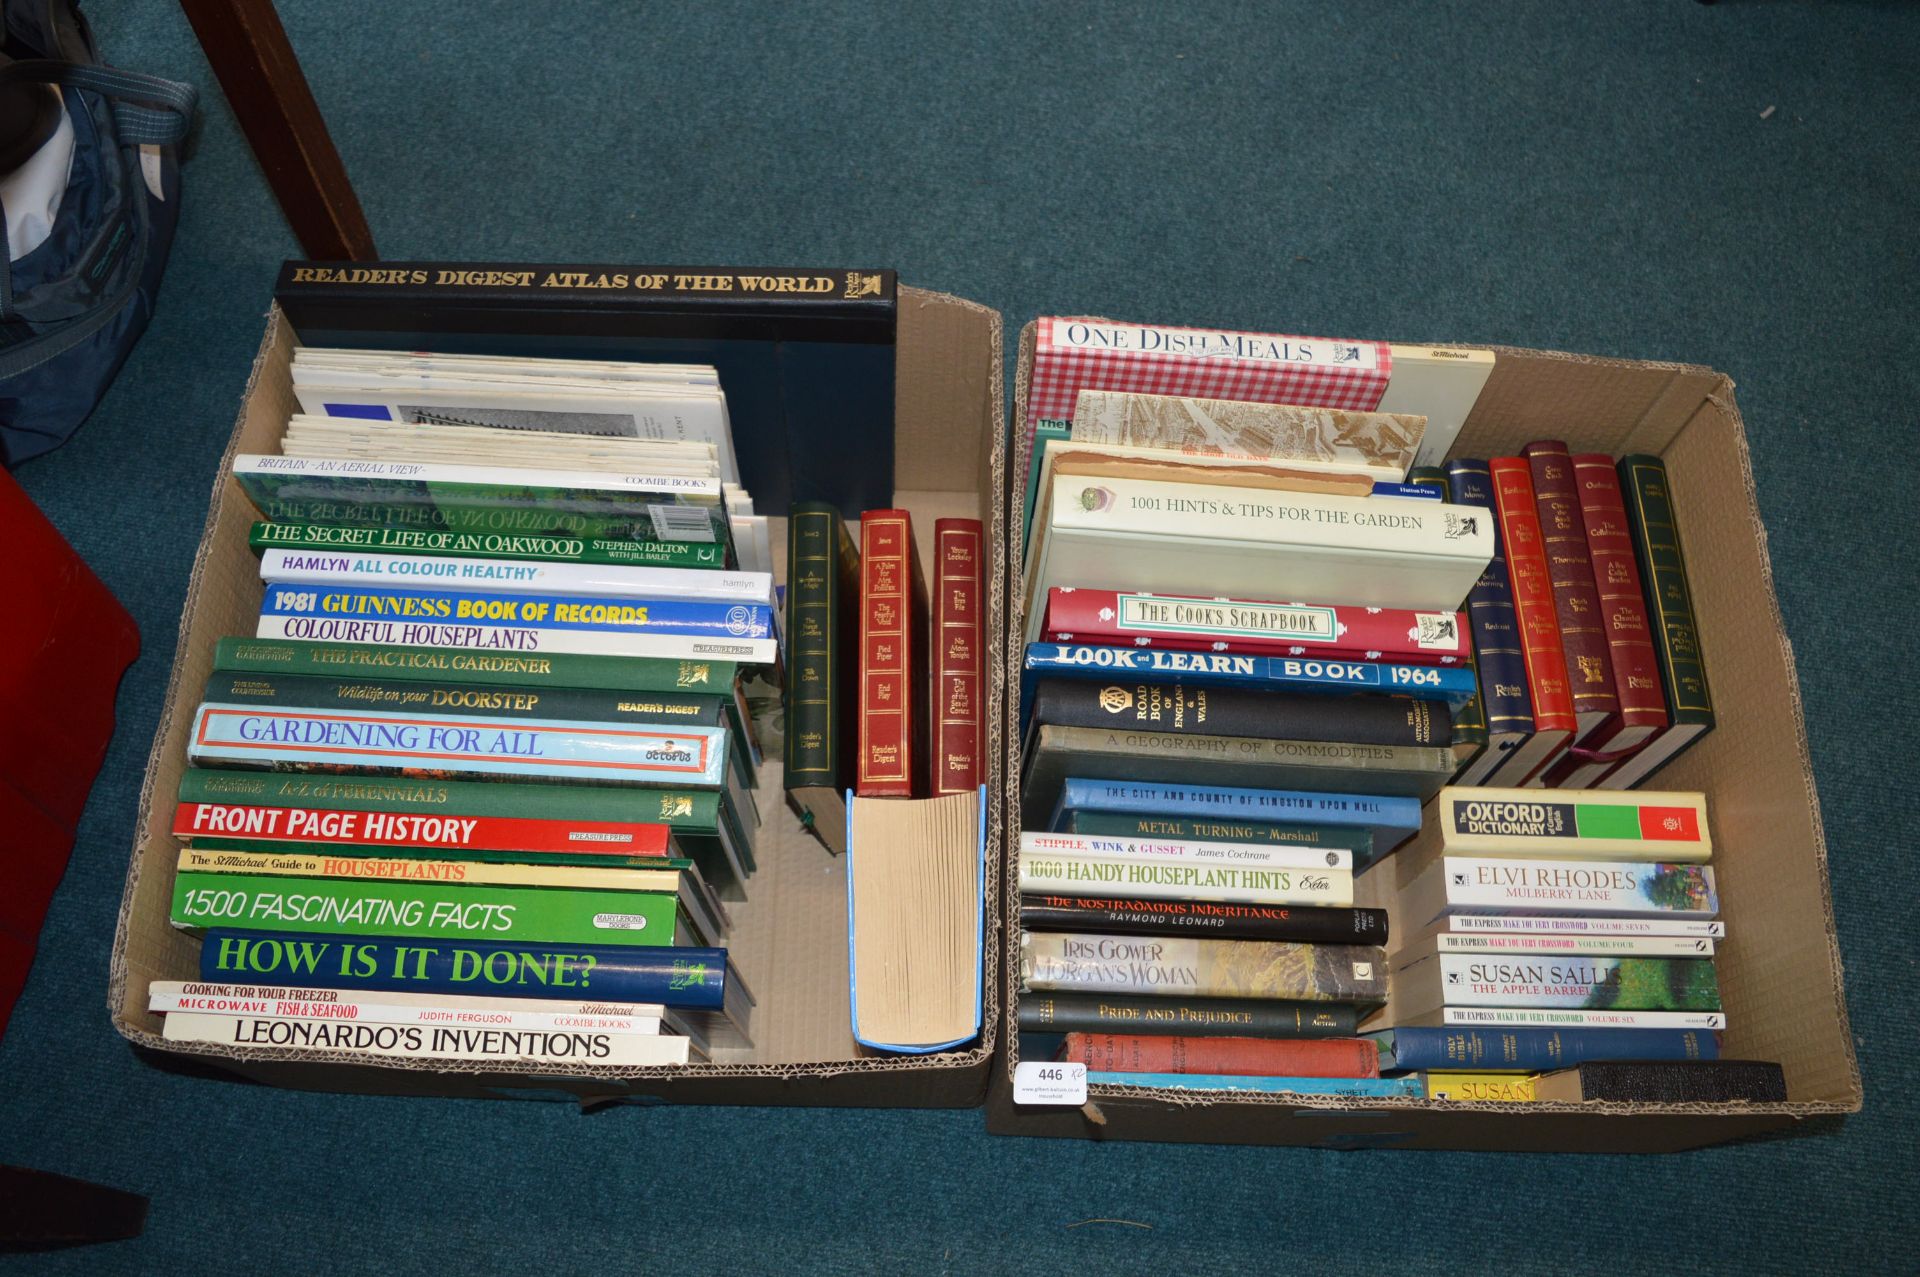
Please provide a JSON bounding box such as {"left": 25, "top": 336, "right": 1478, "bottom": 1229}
{"left": 1603, "top": 457, "right": 1716, "bottom": 789}
{"left": 783, "top": 502, "right": 860, "bottom": 851}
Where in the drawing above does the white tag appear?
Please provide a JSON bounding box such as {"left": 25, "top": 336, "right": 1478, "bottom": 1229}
{"left": 1353, "top": 961, "right": 1375, "bottom": 981}
{"left": 1413, "top": 612, "right": 1463, "bottom": 650}
{"left": 140, "top": 144, "right": 165, "bottom": 201}
{"left": 648, "top": 503, "right": 716, "bottom": 543}
{"left": 1013, "top": 1060, "right": 1087, "bottom": 1106}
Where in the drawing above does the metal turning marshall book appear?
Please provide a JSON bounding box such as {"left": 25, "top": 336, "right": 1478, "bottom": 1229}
{"left": 1017, "top": 991, "right": 1360, "bottom": 1038}
{"left": 1020, "top": 932, "right": 1388, "bottom": 1003}
{"left": 250, "top": 519, "right": 728, "bottom": 568}
{"left": 1403, "top": 857, "right": 1719, "bottom": 924}
{"left": 1433, "top": 786, "right": 1711, "bottom": 861}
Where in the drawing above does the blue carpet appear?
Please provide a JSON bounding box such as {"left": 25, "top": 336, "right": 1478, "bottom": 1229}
{"left": 5, "top": 1, "right": 1916, "bottom": 1271}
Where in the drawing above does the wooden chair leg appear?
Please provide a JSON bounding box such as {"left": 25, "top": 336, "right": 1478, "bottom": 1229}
{"left": 178, "top": 0, "right": 376, "bottom": 260}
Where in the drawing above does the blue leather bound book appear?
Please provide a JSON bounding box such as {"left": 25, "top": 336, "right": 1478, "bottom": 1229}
{"left": 1445, "top": 459, "right": 1544, "bottom": 785}
{"left": 1366, "top": 1025, "right": 1721, "bottom": 1073}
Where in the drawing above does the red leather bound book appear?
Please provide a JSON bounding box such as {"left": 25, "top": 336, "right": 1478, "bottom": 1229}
{"left": 857, "top": 510, "right": 928, "bottom": 797}
{"left": 1543, "top": 455, "right": 1671, "bottom": 787}
{"left": 1060, "top": 1033, "right": 1380, "bottom": 1078}
{"left": 933, "top": 518, "right": 985, "bottom": 796}
{"left": 1487, "top": 458, "right": 1577, "bottom": 784}
{"left": 1523, "top": 441, "right": 1630, "bottom": 761}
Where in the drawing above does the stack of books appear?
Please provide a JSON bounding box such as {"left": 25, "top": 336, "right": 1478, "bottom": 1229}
{"left": 1366, "top": 786, "right": 1756, "bottom": 1099}
{"left": 152, "top": 350, "right": 771, "bottom": 1068}
{"left": 1013, "top": 317, "right": 1501, "bottom": 1098}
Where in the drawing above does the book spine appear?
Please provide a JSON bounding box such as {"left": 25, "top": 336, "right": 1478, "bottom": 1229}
{"left": 1444, "top": 914, "right": 1725, "bottom": 938}
{"left": 188, "top": 704, "right": 730, "bottom": 788}
{"left": 203, "top": 670, "right": 726, "bottom": 731}
{"left": 1040, "top": 590, "right": 1470, "bottom": 667}
{"left": 1070, "top": 388, "right": 1420, "bottom": 477}
{"left": 254, "top": 613, "right": 775, "bottom": 664}
{"left": 1022, "top": 420, "right": 1072, "bottom": 558}
{"left": 1023, "top": 644, "right": 1477, "bottom": 710}
{"left": 159, "top": 1011, "right": 689, "bottom": 1066}
{"left": 1436, "top": 787, "right": 1711, "bottom": 859}
{"left": 1021, "top": 830, "right": 1351, "bottom": 872}
{"left": 213, "top": 636, "right": 739, "bottom": 697}
{"left": 1029, "top": 678, "right": 1451, "bottom": 748}
{"left": 1084, "top": 1072, "right": 1422, "bottom": 1097}
{"left": 178, "top": 769, "right": 723, "bottom": 830}
{"left": 1523, "top": 441, "right": 1619, "bottom": 742}
{"left": 1373, "top": 1025, "right": 1720, "bottom": 1072}
{"left": 1412, "top": 953, "right": 1721, "bottom": 1009}
{"left": 172, "top": 873, "right": 680, "bottom": 946}
{"left": 1547, "top": 1060, "right": 1783, "bottom": 1103}
{"left": 856, "top": 510, "right": 920, "bottom": 796}
{"left": 149, "top": 984, "right": 667, "bottom": 1028}
{"left": 1419, "top": 857, "right": 1719, "bottom": 918}
{"left": 1020, "top": 932, "right": 1388, "bottom": 1003}
{"left": 1031, "top": 725, "right": 1458, "bottom": 804}
{"left": 200, "top": 929, "right": 730, "bottom": 1008}
{"left": 1017, "top": 992, "right": 1359, "bottom": 1038}
{"left": 1061, "top": 810, "right": 1374, "bottom": 859}
{"left": 1572, "top": 455, "right": 1668, "bottom": 732}
{"left": 250, "top": 520, "right": 727, "bottom": 568}
{"left": 1018, "top": 854, "right": 1352, "bottom": 906}
{"left": 783, "top": 503, "right": 842, "bottom": 788}
{"left": 1019, "top": 894, "right": 1388, "bottom": 945}
{"left": 175, "top": 846, "right": 683, "bottom": 894}
{"left": 1445, "top": 460, "right": 1535, "bottom": 740}
{"left": 1488, "top": 458, "right": 1578, "bottom": 747}
{"left": 1413, "top": 934, "right": 1715, "bottom": 957}
{"left": 1420, "top": 1073, "right": 1538, "bottom": 1101}
{"left": 259, "top": 549, "right": 768, "bottom": 602}
{"left": 172, "top": 801, "right": 670, "bottom": 857}
{"left": 1051, "top": 777, "right": 1423, "bottom": 843}
{"left": 1060, "top": 1033, "right": 1379, "bottom": 1078}
{"left": 260, "top": 584, "right": 770, "bottom": 640}
{"left": 1435, "top": 1006, "right": 1727, "bottom": 1030}
{"left": 278, "top": 261, "right": 895, "bottom": 314}
{"left": 933, "top": 518, "right": 984, "bottom": 794}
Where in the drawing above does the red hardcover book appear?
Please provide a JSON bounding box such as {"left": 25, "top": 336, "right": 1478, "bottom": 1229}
{"left": 1060, "top": 1033, "right": 1380, "bottom": 1078}
{"left": 1041, "top": 589, "right": 1470, "bottom": 666}
{"left": 1543, "top": 455, "right": 1671, "bottom": 787}
{"left": 857, "top": 510, "right": 928, "bottom": 797}
{"left": 1486, "top": 458, "right": 1577, "bottom": 784}
{"left": 933, "top": 518, "right": 985, "bottom": 795}
{"left": 172, "top": 802, "right": 672, "bottom": 857}
{"left": 1524, "top": 441, "right": 1633, "bottom": 765}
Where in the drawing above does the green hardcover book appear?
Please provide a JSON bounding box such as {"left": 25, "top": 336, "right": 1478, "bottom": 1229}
{"left": 170, "top": 871, "right": 683, "bottom": 946}
{"left": 1406, "top": 465, "right": 1488, "bottom": 776}
{"left": 1022, "top": 420, "right": 1072, "bottom": 559}
{"left": 1061, "top": 810, "right": 1374, "bottom": 861}
{"left": 202, "top": 667, "right": 753, "bottom": 792}
{"left": 178, "top": 770, "right": 753, "bottom": 901}
{"left": 782, "top": 502, "right": 860, "bottom": 852}
{"left": 1608, "top": 457, "right": 1717, "bottom": 789}
{"left": 249, "top": 519, "right": 727, "bottom": 568}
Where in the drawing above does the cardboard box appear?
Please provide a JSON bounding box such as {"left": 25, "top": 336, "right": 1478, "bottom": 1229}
{"left": 107, "top": 287, "right": 1007, "bottom": 1107}
{"left": 988, "top": 323, "right": 1861, "bottom": 1150}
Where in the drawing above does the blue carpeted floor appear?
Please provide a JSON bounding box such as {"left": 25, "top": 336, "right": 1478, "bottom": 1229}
{"left": 5, "top": 2, "right": 1917, "bottom": 1272}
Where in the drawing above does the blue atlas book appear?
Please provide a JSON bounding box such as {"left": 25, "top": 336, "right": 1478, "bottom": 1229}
{"left": 1050, "top": 777, "right": 1423, "bottom": 856}
{"left": 199, "top": 929, "right": 740, "bottom": 1010}
{"left": 260, "top": 582, "right": 772, "bottom": 640}
{"left": 1021, "top": 642, "right": 1477, "bottom": 726}
{"left": 1365, "top": 1025, "right": 1722, "bottom": 1073}
{"left": 1088, "top": 1072, "right": 1424, "bottom": 1098}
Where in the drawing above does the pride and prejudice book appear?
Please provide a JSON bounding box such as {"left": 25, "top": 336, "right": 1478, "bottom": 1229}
{"left": 1017, "top": 991, "right": 1359, "bottom": 1038}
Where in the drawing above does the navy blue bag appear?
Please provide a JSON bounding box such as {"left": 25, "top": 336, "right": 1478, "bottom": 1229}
{"left": 0, "top": 0, "right": 195, "bottom": 465}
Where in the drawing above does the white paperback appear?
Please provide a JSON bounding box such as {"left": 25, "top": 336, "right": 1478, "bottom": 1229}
{"left": 1388, "top": 933, "right": 1717, "bottom": 967}
{"left": 258, "top": 548, "right": 772, "bottom": 604}
{"left": 1017, "top": 853, "right": 1353, "bottom": 907}
{"left": 1402, "top": 857, "right": 1719, "bottom": 925}
{"left": 1402, "top": 1006, "right": 1727, "bottom": 1031}
{"left": 1442, "top": 914, "right": 1726, "bottom": 938}
{"left": 1372, "top": 346, "right": 1496, "bottom": 470}
{"left": 1019, "top": 830, "right": 1351, "bottom": 872}
{"left": 1023, "top": 473, "right": 1493, "bottom": 641}
{"left": 159, "top": 1010, "right": 693, "bottom": 1066}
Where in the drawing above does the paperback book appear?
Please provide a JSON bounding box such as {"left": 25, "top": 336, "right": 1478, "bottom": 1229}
{"left": 250, "top": 519, "right": 728, "bottom": 568}
{"left": 1017, "top": 991, "right": 1360, "bottom": 1038}
{"left": 1020, "top": 932, "right": 1388, "bottom": 1003}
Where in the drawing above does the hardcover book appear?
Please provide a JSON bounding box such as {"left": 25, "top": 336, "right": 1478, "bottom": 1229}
{"left": 1017, "top": 852, "right": 1352, "bottom": 908}
{"left": 1039, "top": 589, "right": 1470, "bottom": 666}
{"left": 1602, "top": 456, "right": 1717, "bottom": 789}
{"left": 1486, "top": 456, "right": 1578, "bottom": 782}
{"left": 158, "top": 1011, "right": 694, "bottom": 1067}
{"left": 258, "top": 547, "right": 768, "bottom": 602}
{"left": 1059, "top": 810, "right": 1374, "bottom": 860}
{"left": 932, "top": 517, "right": 985, "bottom": 795}
{"left": 1019, "top": 723, "right": 1459, "bottom": 830}
{"left": 254, "top": 607, "right": 777, "bottom": 665}
{"left": 147, "top": 982, "right": 673, "bottom": 1033}
{"left": 1021, "top": 931, "right": 1388, "bottom": 1004}
{"left": 1069, "top": 388, "right": 1423, "bottom": 478}
{"left": 1059, "top": 1032, "right": 1379, "bottom": 1078}
{"left": 1017, "top": 991, "right": 1359, "bottom": 1038}
{"left": 1048, "top": 777, "right": 1422, "bottom": 856}
{"left": 1365, "top": 1025, "right": 1720, "bottom": 1073}
{"left": 1394, "top": 953, "right": 1722, "bottom": 1011}
{"left": 1444, "top": 459, "right": 1537, "bottom": 785}
{"left": 1024, "top": 473, "right": 1494, "bottom": 641}
{"left": 782, "top": 502, "right": 860, "bottom": 849}
{"left": 276, "top": 261, "right": 898, "bottom": 518}
{"left": 250, "top": 519, "right": 728, "bottom": 569}
{"left": 1019, "top": 894, "right": 1388, "bottom": 946}
{"left": 856, "top": 509, "right": 929, "bottom": 797}
{"left": 1020, "top": 830, "right": 1352, "bottom": 873}
{"left": 1429, "top": 786, "right": 1711, "bottom": 861}
{"left": 1532, "top": 1060, "right": 1784, "bottom": 1103}
{"left": 1027, "top": 678, "right": 1451, "bottom": 749}
{"left": 1403, "top": 857, "right": 1720, "bottom": 924}
{"left": 1085, "top": 1072, "right": 1423, "bottom": 1097}
{"left": 172, "top": 800, "right": 672, "bottom": 862}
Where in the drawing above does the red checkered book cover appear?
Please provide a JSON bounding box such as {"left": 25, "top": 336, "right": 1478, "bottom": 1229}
{"left": 1023, "top": 316, "right": 1393, "bottom": 481}
{"left": 1488, "top": 458, "right": 1579, "bottom": 746}
{"left": 932, "top": 518, "right": 984, "bottom": 795}
{"left": 1040, "top": 588, "right": 1470, "bottom": 666}
{"left": 857, "top": 510, "right": 927, "bottom": 797}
